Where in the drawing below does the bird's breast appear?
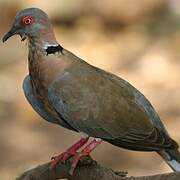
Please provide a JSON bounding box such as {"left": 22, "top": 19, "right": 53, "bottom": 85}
{"left": 29, "top": 63, "right": 53, "bottom": 114}
{"left": 28, "top": 50, "right": 68, "bottom": 115}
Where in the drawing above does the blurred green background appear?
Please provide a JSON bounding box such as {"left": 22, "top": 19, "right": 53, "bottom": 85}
{"left": 0, "top": 0, "right": 180, "bottom": 179}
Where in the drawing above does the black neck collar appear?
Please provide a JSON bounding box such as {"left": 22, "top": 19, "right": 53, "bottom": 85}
{"left": 45, "top": 44, "right": 63, "bottom": 55}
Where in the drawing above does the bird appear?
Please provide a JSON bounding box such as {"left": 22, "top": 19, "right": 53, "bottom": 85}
{"left": 2, "top": 7, "right": 180, "bottom": 175}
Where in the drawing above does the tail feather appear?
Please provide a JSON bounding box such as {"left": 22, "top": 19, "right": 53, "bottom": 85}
{"left": 158, "top": 149, "right": 180, "bottom": 172}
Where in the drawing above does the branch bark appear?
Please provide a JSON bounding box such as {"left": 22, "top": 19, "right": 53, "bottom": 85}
{"left": 16, "top": 156, "right": 180, "bottom": 180}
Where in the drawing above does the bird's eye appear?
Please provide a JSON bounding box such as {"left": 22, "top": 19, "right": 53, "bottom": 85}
{"left": 21, "top": 16, "right": 34, "bottom": 26}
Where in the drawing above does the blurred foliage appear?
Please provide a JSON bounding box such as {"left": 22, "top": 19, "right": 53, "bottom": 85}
{"left": 0, "top": 0, "right": 180, "bottom": 179}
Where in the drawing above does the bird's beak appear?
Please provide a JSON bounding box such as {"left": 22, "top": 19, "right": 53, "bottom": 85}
{"left": 2, "top": 27, "right": 17, "bottom": 43}
{"left": 2, "top": 28, "right": 27, "bottom": 43}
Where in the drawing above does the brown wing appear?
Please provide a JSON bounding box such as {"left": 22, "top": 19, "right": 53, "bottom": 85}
{"left": 105, "top": 127, "right": 178, "bottom": 151}
{"left": 48, "top": 59, "right": 177, "bottom": 151}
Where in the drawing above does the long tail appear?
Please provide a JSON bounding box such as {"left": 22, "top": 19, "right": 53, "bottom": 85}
{"left": 158, "top": 149, "right": 180, "bottom": 171}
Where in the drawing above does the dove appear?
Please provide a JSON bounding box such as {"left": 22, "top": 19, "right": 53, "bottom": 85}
{"left": 2, "top": 8, "right": 180, "bottom": 174}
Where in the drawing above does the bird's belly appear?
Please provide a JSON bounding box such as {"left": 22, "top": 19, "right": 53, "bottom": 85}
{"left": 31, "top": 77, "right": 78, "bottom": 131}
{"left": 31, "top": 76, "right": 58, "bottom": 119}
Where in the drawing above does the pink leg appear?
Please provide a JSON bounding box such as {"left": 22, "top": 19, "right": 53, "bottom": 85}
{"left": 51, "top": 137, "right": 89, "bottom": 169}
{"left": 69, "top": 138, "right": 102, "bottom": 175}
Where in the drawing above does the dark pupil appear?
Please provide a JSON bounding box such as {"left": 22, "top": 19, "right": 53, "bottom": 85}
{"left": 25, "top": 19, "right": 30, "bottom": 24}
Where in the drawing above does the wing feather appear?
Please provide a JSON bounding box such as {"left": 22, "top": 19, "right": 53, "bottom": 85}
{"left": 48, "top": 64, "right": 177, "bottom": 151}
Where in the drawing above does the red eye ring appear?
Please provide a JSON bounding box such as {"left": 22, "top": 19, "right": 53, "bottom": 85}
{"left": 21, "top": 16, "right": 34, "bottom": 26}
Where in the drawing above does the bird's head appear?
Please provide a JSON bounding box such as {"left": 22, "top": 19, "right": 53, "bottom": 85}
{"left": 2, "top": 8, "right": 53, "bottom": 43}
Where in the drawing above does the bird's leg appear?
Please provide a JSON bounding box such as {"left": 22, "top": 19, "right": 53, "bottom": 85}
{"left": 51, "top": 137, "right": 89, "bottom": 169}
{"left": 69, "top": 138, "right": 102, "bottom": 175}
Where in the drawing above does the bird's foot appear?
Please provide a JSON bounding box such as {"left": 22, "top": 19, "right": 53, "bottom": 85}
{"left": 51, "top": 137, "right": 89, "bottom": 169}
{"left": 69, "top": 138, "right": 102, "bottom": 175}
{"left": 51, "top": 150, "right": 76, "bottom": 168}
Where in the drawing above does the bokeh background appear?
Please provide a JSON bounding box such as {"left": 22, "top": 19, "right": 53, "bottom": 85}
{"left": 0, "top": 0, "right": 180, "bottom": 179}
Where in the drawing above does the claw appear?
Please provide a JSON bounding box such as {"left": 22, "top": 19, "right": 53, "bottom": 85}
{"left": 68, "top": 138, "right": 102, "bottom": 175}
{"left": 50, "top": 137, "right": 102, "bottom": 175}
{"left": 69, "top": 151, "right": 89, "bottom": 175}
{"left": 51, "top": 149, "right": 78, "bottom": 169}
{"left": 50, "top": 137, "right": 89, "bottom": 170}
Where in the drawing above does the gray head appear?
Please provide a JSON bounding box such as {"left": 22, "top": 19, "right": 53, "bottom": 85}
{"left": 2, "top": 8, "right": 53, "bottom": 42}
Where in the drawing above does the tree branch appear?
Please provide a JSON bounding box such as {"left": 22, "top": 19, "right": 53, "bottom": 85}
{"left": 16, "top": 156, "right": 180, "bottom": 180}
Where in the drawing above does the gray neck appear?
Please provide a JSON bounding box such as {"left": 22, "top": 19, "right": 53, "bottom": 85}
{"left": 28, "top": 32, "right": 58, "bottom": 51}
{"left": 27, "top": 31, "right": 62, "bottom": 71}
